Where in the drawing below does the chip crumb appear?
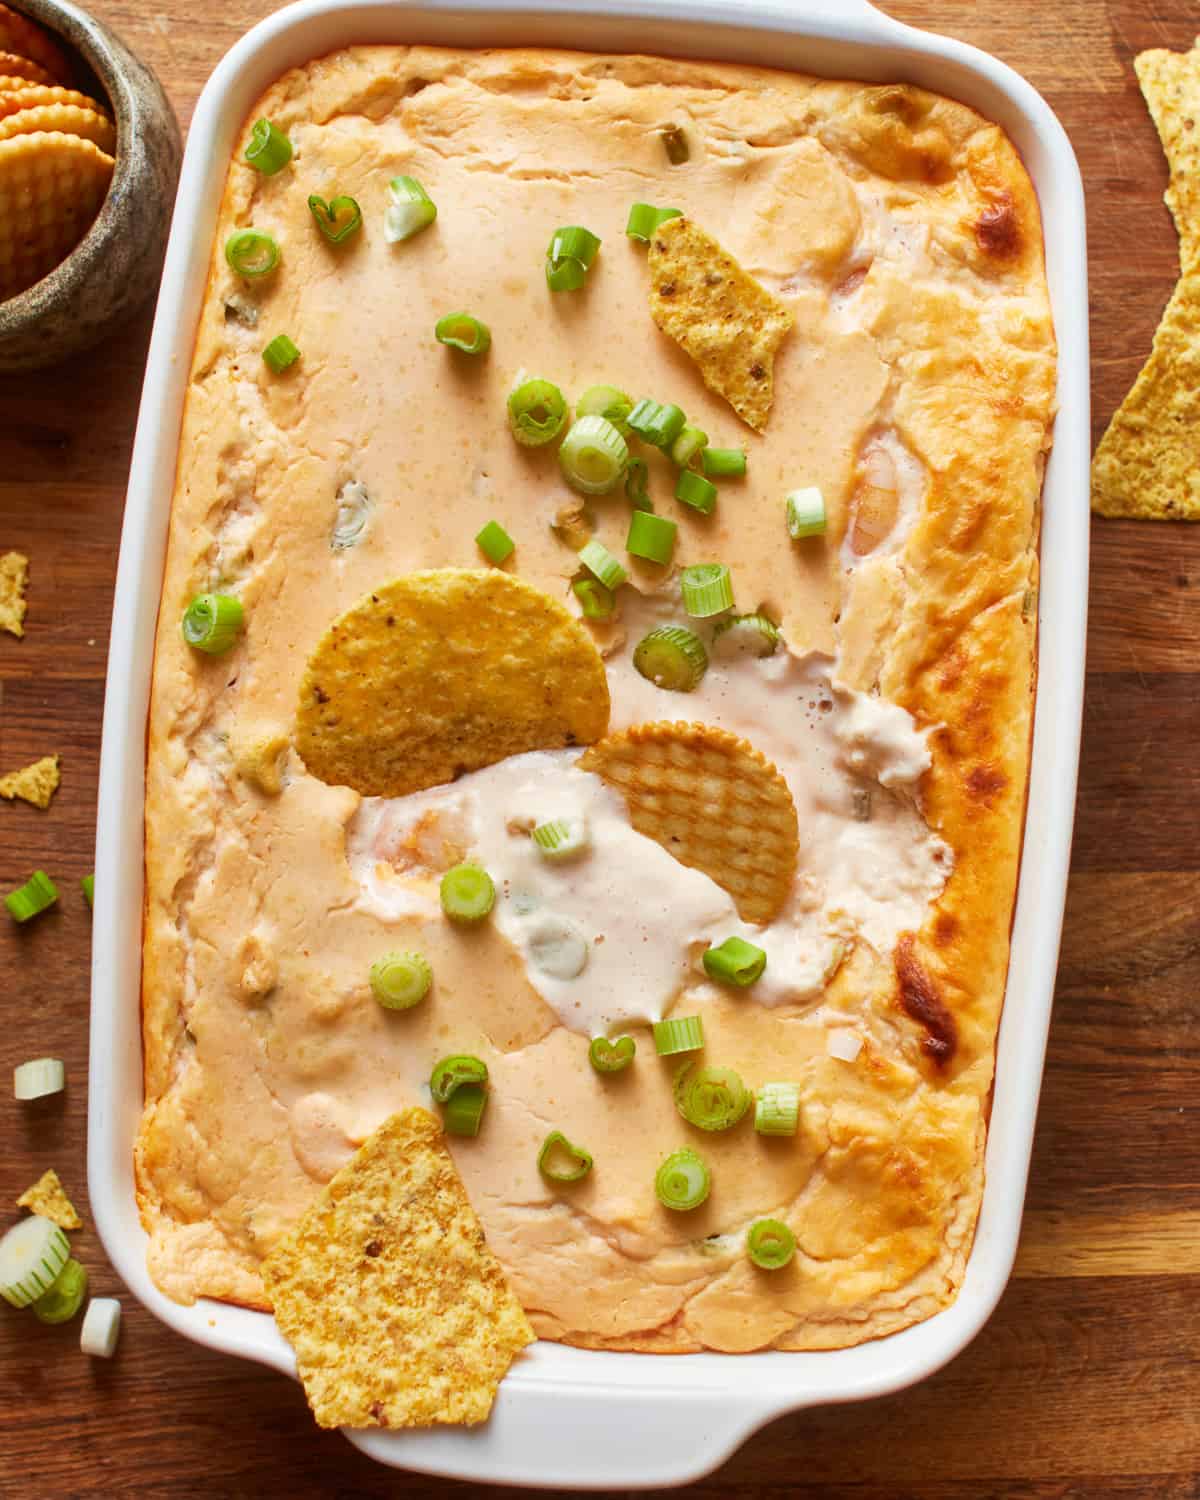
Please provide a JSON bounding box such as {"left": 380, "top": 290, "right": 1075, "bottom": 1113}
{"left": 261, "top": 1107, "right": 534, "bottom": 1430}
{"left": 0, "top": 753, "right": 60, "bottom": 808}
{"left": 0, "top": 550, "right": 28, "bottom": 636}
{"left": 17, "top": 1168, "right": 81, "bottom": 1229}
{"left": 647, "top": 216, "right": 795, "bottom": 432}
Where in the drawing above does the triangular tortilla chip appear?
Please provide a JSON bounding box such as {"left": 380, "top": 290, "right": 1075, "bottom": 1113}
{"left": 1135, "top": 38, "right": 1200, "bottom": 269}
{"left": 17, "top": 1168, "right": 81, "bottom": 1229}
{"left": 0, "top": 754, "right": 60, "bottom": 808}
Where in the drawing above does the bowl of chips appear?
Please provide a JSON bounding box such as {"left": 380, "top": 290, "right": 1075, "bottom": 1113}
{"left": 0, "top": 0, "right": 180, "bottom": 370}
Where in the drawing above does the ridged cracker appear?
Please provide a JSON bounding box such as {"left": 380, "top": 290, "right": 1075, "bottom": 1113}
{"left": 17, "top": 1168, "right": 81, "bottom": 1229}
{"left": 0, "top": 84, "right": 105, "bottom": 120}
{"left": 0, "top": 753, "right": 59, "bottom": 808}
{"left": 0, "top": 51, "right": 54, "bottom": 85}
{"left": 0, "top": 4, "right": 72, "bottom": 84}
{"left": 0, "top": 103, "right": 114, "bottom": 152}
{"left": 580, "top": 720, "right": 799, "bottom": 924}
{"left": 296, "top": 568, "right": 610, "bottom": 798}
{"left": 0, "top": 549, "right": 27, "bottom": 635}
{"left": 647, "top": 215, "right": 794, "bottom": 432}
{"left": 0, "top": 131, "right": 113, "bottom": 298}
{"left": 261, "top": 1108, "right": 535, "bottom": 1430}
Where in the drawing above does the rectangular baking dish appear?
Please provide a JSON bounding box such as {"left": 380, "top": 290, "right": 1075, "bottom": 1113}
{"left": 89, "top": 0, "right": 1089, "bottom": 1487}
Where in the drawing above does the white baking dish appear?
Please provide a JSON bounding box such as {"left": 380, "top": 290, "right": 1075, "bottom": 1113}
{"left": 89, "top": 0, "right": 1089, "bottom": 1487}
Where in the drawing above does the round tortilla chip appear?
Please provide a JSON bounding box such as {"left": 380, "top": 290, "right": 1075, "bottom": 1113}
{"left": 0, "top": 103, "right": 114, "bottom": 152}
{"left": 0, "top": 130, "right": 113, "bottom": 298}
{"left": 0, "top": 51, "right": 54, "bottom": 85}
{"left": 0, "top": 5, "right": 72, "bottom": 84}
{"left": 296, "top": 568, "right": 611, "bottom": 798}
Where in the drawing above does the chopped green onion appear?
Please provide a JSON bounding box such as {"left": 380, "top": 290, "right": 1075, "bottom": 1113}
{"left": 33, "top": 1258, "right": 87, "bottom": 1325}
{"left": 786, "top": 486, "right": 827, "bottom": 539}
{"left": 578, "top": 538, "right": 628, "bottom": 592}
{"left": 439, "top": 863, "right": 495, "bottom": 923}
{"left": 369, "top": 951, "right": 432, "bottom": 1010}
{"left": 476, "top": 520, "right": 515, "bottom": 565}
{"left": 655, "top": 1148, "right": 710, "bottom": 1211}
{"left": 754, "top": 1082, "right": 801, "bottom": 1137}
{"left": 546, "top": 225, "right": 601, "bottom": 291}
{"left": 262, "top": 334, "right": 300, "bottom": 374}
{"left": 628, "top": 399, "right": 686, "bottom": 450}
{"left": 625, "top": 456, "right": 652, "bottom": 510}
{"left": 442, "top": 1082, "right": 487, "bottom": 1136}
{"left": 181, "top": 593, "right": 243, "bottom": 655}
{"left": 711, "top": 612, "right": 779, "bottom": 660}
{"left": 702, "top": 446, "right": 747, "bottom": 479}
{"left": 435, "top": 312, "right": 491, "bottom": 355}
{"left": 385, "top": 175, "right": 437, "bottom": 242}
{"left": 508, "top": 377, "right": 569, "bottom": 447}
{"left": 81, "top": 873, "right": 94, "bottom": 908}
{"left": 537, "top": 1130, "right": 593, "bottom": 1183}
{"left": 0, "top": 1215, "right": 69, "bottom": 1307}
{"left": 307, "top": 193, "right": 362, "bottom": 245}
{"left": 588, "top": 1035, "right": 636, "bottom": 1074}
{"left": 559, "top": 416, "right": 629, "bottom": 496}
{"left": 673, "top": 1062, "right": 751, "bottom": 1131}
{"left": 576, "top": 384, "right": 633, "bottom": 435}
{"left": 660, "top": 126, "right": 691, "bottom": 165}
{"left": 652, "top": 1014, "right": 704, "bottom": 1056}
{"left": 80, "top": 1297, "right": 122, "bottom": 1358}
{"left": 5, "top": 870, "right": 57, "bottom": 923}
{"left": 244, "top": 118, "right": 292, "bottom": 176}
{"left": 430, "top": 1054, "right": 489, "bottom": 1103}
{"left": 224, "top": 228, "right": 280, "bottom": 280}
{"left": 626, "top": 510, "right": 677, "bottom": 565}
{"left": 747, "top": 1218, "right": 796, "bottom": 1270}
{"left": 702, "top": 935, "right": 766, "bottom": 988}
{"left": 676, "top": 469, "right": 718, "bottom": 515}
{"left": 531, "top": 817, "right": 589, "bottom": 860}
{"left": 625, "top": 202, "right": 683, "bottom": 243}
{"left": 573, "top": 578, "right": 614, "bottom": 620}
{"left": 670, "top": 424, "right": 708, "bottom": 469}
{"left": 13, "top": 1057, "right": 64, "bottom": 1100}
{"left": 680, "top": 563, "right": 733, "bottom": 617}
{"left": 633, "top": 625, "right": 707, "bottom": 692}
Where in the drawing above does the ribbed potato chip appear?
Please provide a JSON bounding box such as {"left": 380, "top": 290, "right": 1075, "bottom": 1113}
{"left": 0, "top": 753, "right": 60, "bottom": 808}
{"left": 0, "top": 84, "right": 105, "bottom": 120}
{"left": 16, "top": 1168, "right": 81, "bottom": 1229}
{"left": 261, "top": 1107, "right": 534, "bottom": 1430}
{"left": 0, "top": 103, "right": 114, "bottom": 152}
{"left": 296, "top": 569, "right": 610, "bottom": 798}
{"left": 647, "top": 216, "right": 795, "bottom": 432}
{"left": 1136, "top": 38, "right": 1200, "bottom": 269}
{"left": 0, "top": 4, "right": 72, "bottom": 85}
{"left": 0, "top": 51, "right": 54, "bottom": 85}
{"left": 0, "top": 549, "right": 27, "bottom": 636}
{"left": 580, "top": 721, "right": 799, "bottom": 924}
{"left": 0, "top": 131, "right": 113, "bottom": 298}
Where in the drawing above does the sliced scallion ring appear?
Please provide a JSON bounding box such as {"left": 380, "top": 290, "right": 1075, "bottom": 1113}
{"left": 244, "top": 118, "right": 292, "bottom": 176}
{"left": 670, "top": 424, "right": 708, "bottom": 469}
{"left": 747, "top": 1217, "right": 796, "bottom": 1270}
{"left": 572, "top": 578, "right": 614, "bottom": 620}
{"left": 369, "top": 951, "right": 432, "bottom": 1010}
{"left": 546, "top": 225, "right": 601, "bottom": 291}
{"left": 673, "top": 1062, "right": 751, "bottom": 1131}
{"left": 676, "top": 469, "right": 718, "bottom": 515}
{"left": 625, "top": 202, "right": 683, "bottom": 243}
{"left": 531, "top": 817, "right": 589, "bottom": 860}
{"left": 181, "top": 593, "right": 243, "bottom": 655}
{"left": 626, "top": 509, "right": 677, "bottom": 565}
{"left": 435, "top": 312, "right": 491, "bottom": 355}
{"left": 5, "top": 870, "right": 57, "bottom": 923}
{"left": 80, "top": 1297, "right": 122, "bottom": 1358}
{"left": 754, "top": 1081, "right": 801, "bottom": 1137}
{"left": 443, "top": 1081, "right": 488, "bottom": 1136}
{"left": 81, "top": 874, "right": 95, "bottom": 909}
{"left": 628, "top": 399, "right": 686, "bottom": 450}
{"left": 702, "top": 935, "right": 766, "bottom": 988}
{"left": 33, "top": 1258, "right": 87, "bottom": 1325}
{"left": 785, "top": 486, "right": 827, "bottom": 539}
{"left": 578, "top": 538, "right": 628, "bottom": 592}
{"left": 633, "top": 625, "right": 707, "bottom": 692}
{"left": 508, "top": 377, "right": 568, "bottom": 447}
{"left": 430, "top": 1054, "right": 489, "bottom": 1104}
{"left": 13, "top": 1057, "right": 65, "bottom": 1100}
{"left": 307, "top": 193, "right": 362, "bottom": 245}
{"left": 559, "top": 416, "right": 629, "bottom": 496}
{"left": 537, "top": 1130, "right": 593, "bottom": 1183}
{"left": 262, "top": 334, "right": 300, "bottom": 374}
{"left": 652, "top": 1014, "right": 704, "bottom": 1056}
{"left": 0, "top": 1215, "right": 70, "bottom": 1308}
{"left": 702, "top": 446, "right": 747, "bottom": 479}
{"left": 655, "top": 1148, "right": 710, "bottom": 1211}
{"left": 576, "top": 384, "right": 633, "bottom": 435}
{"left": 385, "top": 175, "right": 437, "bottom": 242}
{"left": 588, "top": 1035, "right": 636, "bottom": 1074}
{"left": 439, "top": 864, "right": 495, "bottom": 923}
{"left": 625, "top": 456, "right": 652, "bottom": 510}
{"left": 680, "top": 563, "right": 733, "bottom": 618}
{"left": 224, "top": 228, "right": 280, "bottom": 280}
{"left": 711, "top": 612, "right": 780, "bottom": 660}
{"left": 476, "top": 520, "right": 515, "bottom": 565}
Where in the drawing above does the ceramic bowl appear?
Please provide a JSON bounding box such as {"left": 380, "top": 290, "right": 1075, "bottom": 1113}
{"left": 0, "top": 0, "right": 181, "bottom": 371}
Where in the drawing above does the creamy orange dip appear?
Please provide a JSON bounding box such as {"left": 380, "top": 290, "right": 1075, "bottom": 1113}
{"left": 138, "top": 46, "right": 1056, "bottom": 1353}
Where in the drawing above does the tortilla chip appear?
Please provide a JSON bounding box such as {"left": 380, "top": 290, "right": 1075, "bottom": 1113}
{"left": 647, "top": 216, "right": 794, "bottom": 432}
{"left": 17, "top": 1169, "right": 81, "bottom": 1229}
{"left": 0, "top": 550, "right": 27, "bottom": 635}
{"left": 1135, "top": 39, "right": 1200, "bottom": 269}
{"left": 580, "top": 720, "right": 799, "bottom": 924}
{"left": 0, "top": 754, "right": 60, "bottom": 808}
{"left": 296, "top": 569, "right": 610, "bottom": 798}
{"left": 261, "top": 1107, "right": 534, "bottom": 1430}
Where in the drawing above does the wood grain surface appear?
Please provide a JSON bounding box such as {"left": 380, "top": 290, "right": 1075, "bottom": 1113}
{"left": 1, "top": 2, "right": 1197, "bottom": 1495}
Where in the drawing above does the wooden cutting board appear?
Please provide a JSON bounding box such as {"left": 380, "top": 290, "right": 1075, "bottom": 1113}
{"left": 0, "top": 2, "right": 1196, "bottom": 1495}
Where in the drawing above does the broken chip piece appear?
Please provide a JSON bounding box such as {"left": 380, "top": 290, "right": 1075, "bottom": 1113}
{"left": 260, "top": 1107, "right": 534, "bottom": 1429}
{"left": 1135, "top": 38, "right": 1200, "bottom": 270}
{"left": 0, "top": 550, "right": 28, "bottom": 636}
{"left": 646, "top": 216, "right": 794, "bottom": 432}
{"left": 16, "top": 1168, "right": 81, "bottom": 1230}
{"left": 0, "top": 754, "right": 60, "bottom": 809}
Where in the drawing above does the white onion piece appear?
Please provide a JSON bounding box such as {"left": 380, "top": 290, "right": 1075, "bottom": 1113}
{"left": 80, "top": 1297, "right": 122, "bottom": 1358}
{"left": 525, "top": 915, "right": 589, "bottom": 980}
{"left": 13, "top": 1057, "right": 65, "bottom": 1100}
{"left": 331, "top": 481, "right": 371, "bottom": 550}
{"left": 826, "top": 1030, "right": 863, "bottom": 1063}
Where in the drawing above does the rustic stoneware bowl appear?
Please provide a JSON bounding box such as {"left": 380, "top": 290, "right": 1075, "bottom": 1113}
{"left": 0, "top": 0, "right": 181, "bottom": 371}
